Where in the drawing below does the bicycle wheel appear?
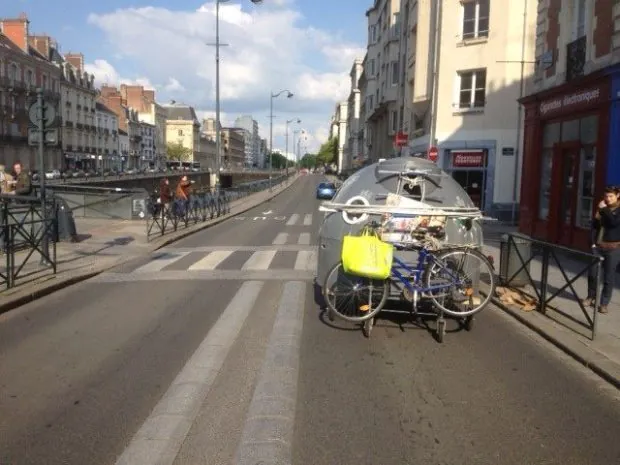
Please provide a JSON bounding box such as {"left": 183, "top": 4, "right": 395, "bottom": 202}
{"left": 323, "top": 261, "right": 390, "bottom": 323}
{"left": 423, "top": 248, "right": 496, "bottom": 317}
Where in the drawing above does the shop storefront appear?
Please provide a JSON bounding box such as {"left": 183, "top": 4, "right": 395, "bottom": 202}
{"left": 519, "top": 72, "right": 610, "bottom": 250}
{"left": 445, "top": 149, "right": 488, "bottom": 209}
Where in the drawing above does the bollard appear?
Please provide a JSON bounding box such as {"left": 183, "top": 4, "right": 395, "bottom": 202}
{"left": 55, "top": 197, "right": 78, "bottom": 242}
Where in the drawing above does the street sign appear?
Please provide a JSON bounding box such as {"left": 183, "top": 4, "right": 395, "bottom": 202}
{"left": 428, "top": 146, "right": 439, "bottom": 162}
{"left": 28, "top": 127, "right": 59, "bottom": 146}
{"left": 394, "top": 132, "right": 408, "bottom": 147}
{"left": 28, "top": 101, "right": 57, "bottom": 129}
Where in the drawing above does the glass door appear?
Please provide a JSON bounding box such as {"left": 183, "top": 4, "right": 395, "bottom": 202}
{"left": 548, "top": 144, "right": 580, "bottom": 245}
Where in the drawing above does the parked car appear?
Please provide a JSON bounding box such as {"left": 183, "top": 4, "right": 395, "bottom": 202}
{"left": 316, "top": 182, "right": 337, "bottom": 199}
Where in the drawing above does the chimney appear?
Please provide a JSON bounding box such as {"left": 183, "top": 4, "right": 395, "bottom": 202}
{"left": 0, "top": 13, "right": 30, "bottom": 52}
{"left": 99, "top": 85, "right": 120, "bottom": 98}
{"left": 143, "top": 90, "right": 155, "bottom": 103}
{"left": 65, "top": 52, "right": 84, "bottom": 72}
{"left": 27, "top": 35, "right": 51, "bottom": 59}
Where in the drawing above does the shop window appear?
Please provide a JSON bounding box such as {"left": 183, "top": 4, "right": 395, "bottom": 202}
{"left": 576, "top": 146, "right": 596, "bottom": 228}
{"left": 580, "top": 114, "right": 598, "bottom": 144}
{"left": 561, "top": 118, "right": 580, "bottom": 141}
{"left": 538, "top": 149, "right": 553, "bottom": 220}
{"left": 538, "top": 122, "right": 560, "bottom": 220}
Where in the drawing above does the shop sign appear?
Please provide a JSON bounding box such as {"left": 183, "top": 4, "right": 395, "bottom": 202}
{"left": 452, "top": 150, "right": 485, "bottom": 167}
{"left": 539, "top": 85, "right": 603, "bottom": 118}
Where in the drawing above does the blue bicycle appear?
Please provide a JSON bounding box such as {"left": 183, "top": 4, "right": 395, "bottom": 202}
{"left": 322, "top": 222, "right": 496, "bottom": 341}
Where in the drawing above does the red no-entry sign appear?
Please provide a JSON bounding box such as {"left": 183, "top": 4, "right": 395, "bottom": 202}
{"left": 428, "top": 146, "right": 438, "bottom": 162}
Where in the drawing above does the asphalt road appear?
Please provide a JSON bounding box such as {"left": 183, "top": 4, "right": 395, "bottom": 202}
{"left": 1, "top": 174, "right": 620, "bottom": 465}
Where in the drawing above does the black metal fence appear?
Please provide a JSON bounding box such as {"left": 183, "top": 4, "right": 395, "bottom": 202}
{"left": 499, "top": 233, "right": 603, "bottom": 340}
{"left": 0, "top": 195, "right": 57, "bottom": 290}
{"left": 145, "top": 175, "right": 289, "bottom": 241}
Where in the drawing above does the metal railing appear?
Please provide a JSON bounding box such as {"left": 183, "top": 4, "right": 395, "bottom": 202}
{"left": 0, "top": 195, "right": 57, "bottom": 290}
{"left": 145, "top": 175, "right": 289, "bottom": 241}
{"left": 44, "top": 184, "right": 149, "bottom": 220}
{"left": 499, "top": 233, "right": 603, "bottom": 340}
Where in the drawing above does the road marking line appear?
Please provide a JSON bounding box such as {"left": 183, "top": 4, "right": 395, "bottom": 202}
{"left": 272, "top": 233, "right": 288, "bottom": 245}
{"left": 113, "top": 281, "right": 264, "bottom": 465}
{"left": 303, "top": 214, "right": 312, "bottom": 226}
{"left": 94, "top": 270, "right": 315, "bottom": 282}
{"left": 188, "top": 250, "right": 233, "bottom": 271}
{"left": 242, "top": 250, "right": 277, "bottom": 270}
{"left": 298, "top": 233, "right": 311, "bottom": 245}
{"left": 286, "top": 214, "right": 299, "bottom": 226}
{"left": 133, "top": 252, "right": 189, "bottom": 273}
{"left": 294, "top": 250, "right": 312, "bottom": 270}
{"left": 233, "top": 281, "right": 305, "bottom": 465}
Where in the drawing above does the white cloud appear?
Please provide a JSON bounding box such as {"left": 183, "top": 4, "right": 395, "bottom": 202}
{"left": 85, "top": 1, "right": 364, "bottom": 152}
{"left": 84, "top": 59, "right": 155, "bottom": 89}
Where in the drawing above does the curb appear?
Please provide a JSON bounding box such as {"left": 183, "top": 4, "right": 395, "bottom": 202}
{"left": 0, "top": 270, "right": 104, "bottom": 316}
{"left": 0, "top": 176, "right": 300, "bottom": 315}
{"left": 491, "top": 296, "right": 620, "bottom": 389}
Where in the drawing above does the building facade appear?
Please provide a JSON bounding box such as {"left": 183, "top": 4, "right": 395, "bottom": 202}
{"left": 330, "top": 101, "right": 348, "bottom": 173}
{"left": 345, "top": 58, "right": 364, "bottom": 169}
{"left": 519, "top": 0, "right": 620, "bottom": 250}
{"left": 364, "top": 0, "right": 401, "bottom": 161}
{"left": 120, "top": 84, "right": 166, "bottom": 167}
{"left": 95, "top": 102, "right": 118, "bottom": 171}
{"left": 139, "top": 121, "right": 155, "bottom": 169}
{"left": 163, "top": 103, "right": 201, "bottom": 162}
{"left": 259, "top": 138, "right": 267, "bottom": 168}
{"left": 402, "top": 0, "right": 537, "bottom": 218}
{"left": 0, "top": 14, "right": 62, "bottom": 171}
{"left": 234, "top": 115, "right": 260, "bottom": 167}
{"left": 221, "top": 128, "right": 245, "bottom": 168}
{"left": 57, "top": 53, "right": 99, "bottom": 172}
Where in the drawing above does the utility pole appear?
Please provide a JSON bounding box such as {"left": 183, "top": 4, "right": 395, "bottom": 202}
{"left": 428, "top": 0, "right": 443, "bottom": 155}
{"left": 28, "top": 89, "right": 58, "bottom": 266}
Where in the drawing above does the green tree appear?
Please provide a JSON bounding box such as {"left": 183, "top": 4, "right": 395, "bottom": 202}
{"left": 167, "top": 142, "right": 192, "bottom": 161}
{"left": 317, "top": 137, "right": 338, "bottom": 165}
{"left": 299, "top": 153, "right": 317, "bottom": 168}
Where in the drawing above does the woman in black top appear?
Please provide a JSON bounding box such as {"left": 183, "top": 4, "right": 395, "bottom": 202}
{"left": 583, "top": 186, "right": 620, "bottom": 313}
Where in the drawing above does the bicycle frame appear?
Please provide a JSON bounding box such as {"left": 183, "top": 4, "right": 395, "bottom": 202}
{"left": 389, "top": 247, "right": 461, "bottom": 295}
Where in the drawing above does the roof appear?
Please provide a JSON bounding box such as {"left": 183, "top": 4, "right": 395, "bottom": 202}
{"left": 163, "top": 104, "right": 199, "bottom": 123}
{"left": 96, "top": 101, "right": 116, "bottom": 116}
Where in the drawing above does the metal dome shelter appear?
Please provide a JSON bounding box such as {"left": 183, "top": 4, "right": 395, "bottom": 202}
{"left": 316, "top": 156, "right": 485, "bottom": 292}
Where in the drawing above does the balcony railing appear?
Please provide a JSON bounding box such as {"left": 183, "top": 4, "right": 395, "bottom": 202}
{"left": 566, "top": 35, "right": 586, "bottom": 82}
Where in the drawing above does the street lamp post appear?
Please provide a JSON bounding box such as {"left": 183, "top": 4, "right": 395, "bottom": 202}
{"left": 269, "top": 89, "right": 294, "bottom": 190}
{"left": 285, "top": 118, "right": 300, "bottom": 178}
{"left": 210, "top": 0, "right": 262, "bottom": 189}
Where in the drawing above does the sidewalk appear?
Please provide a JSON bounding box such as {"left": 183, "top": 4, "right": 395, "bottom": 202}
{"left": 482, "top": 222, "right": 620, "bottom": 388}
{"left": 0, "top": 176, "right": 300, "bottom": 313}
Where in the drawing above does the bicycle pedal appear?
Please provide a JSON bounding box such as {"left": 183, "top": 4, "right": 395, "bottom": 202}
{"left": 359, "top": 304, "right": 370, "bottom": 312}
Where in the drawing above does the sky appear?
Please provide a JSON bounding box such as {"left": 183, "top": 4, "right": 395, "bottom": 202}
{"left": 6, "top": 0, "right": 368, "bottom": 155}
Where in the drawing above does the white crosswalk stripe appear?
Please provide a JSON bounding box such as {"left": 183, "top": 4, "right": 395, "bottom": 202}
{"left": 188, "top": 250, "right": 233, "bottom": 271}
{"left": 133, "top": 252, "right": 189, "bottom": 273}
{"left": 298, "top": 233, "right": 311, "bottom": 245}
{"left": 286, "top": 214, "right": 299, "bottom": 226}
{"left": 272, "top": 233, "right": 288, "bottom": 245}
{"left": 241, "top": 250, "right": 277, "bottom": 270}
{"left": 303, "top": 214, "right": 313, "bottom": 226}
{"left": 294, "top": 250, "right": 316, "bottom": 271}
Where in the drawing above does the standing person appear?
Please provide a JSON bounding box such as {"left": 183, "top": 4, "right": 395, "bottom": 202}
{"left": 583, "top": 186, "right": 620, "bottom": 313}
{"left": 0, "top": 164, "right": 14, "bottom": 194}
{"left": 7, "top": 161, "right": 32, "bottom": 196}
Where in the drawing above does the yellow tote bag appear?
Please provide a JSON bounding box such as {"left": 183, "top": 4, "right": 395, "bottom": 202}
{"left": 341, "top": 229, "right": 394, "bottom": 280}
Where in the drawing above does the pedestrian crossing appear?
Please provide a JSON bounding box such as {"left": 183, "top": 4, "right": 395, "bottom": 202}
{"left": 285, "top": 213, "right": 314, "bottom": 226}
{"left": 94, "top": 247, "right": 318, "bottom": 283}
{"left": 271, "top": 232, "right": 313, "bottom": 245}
